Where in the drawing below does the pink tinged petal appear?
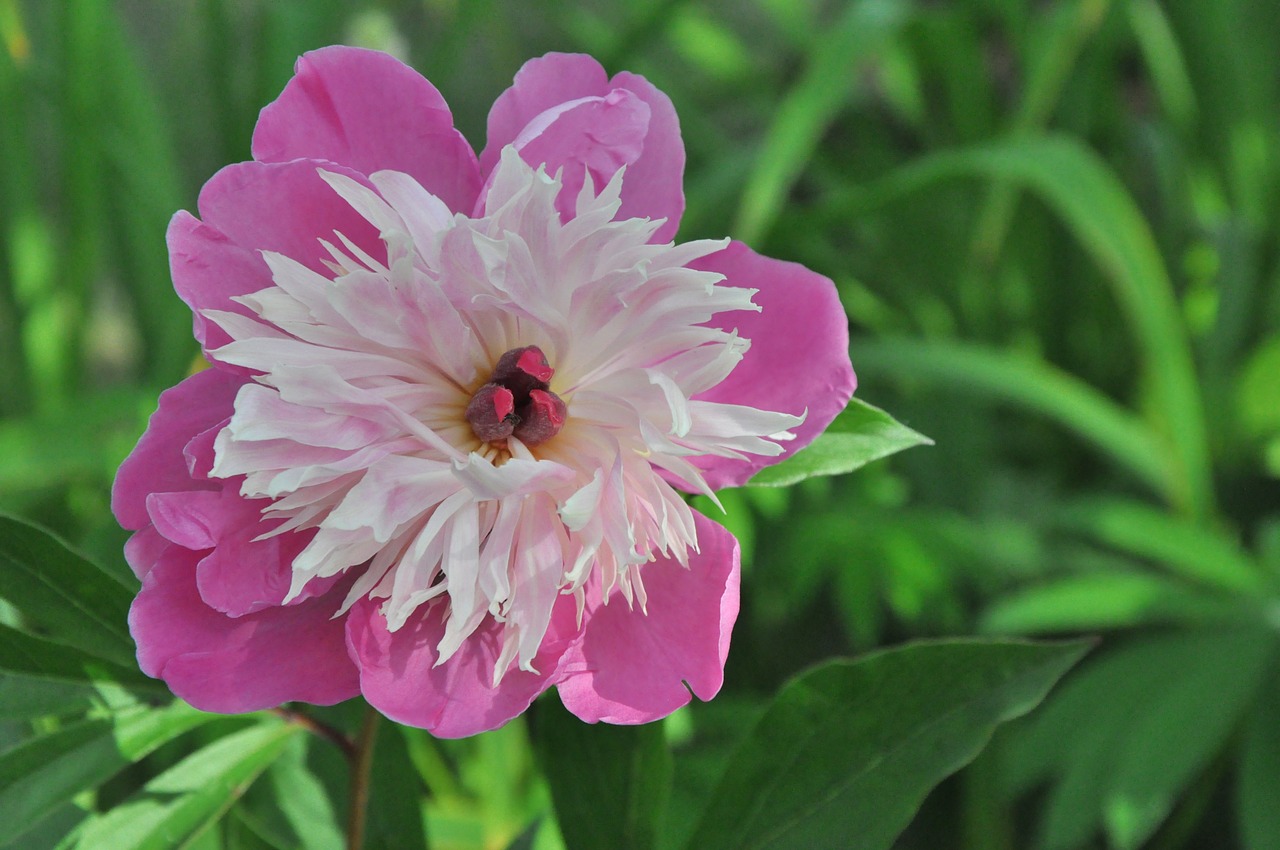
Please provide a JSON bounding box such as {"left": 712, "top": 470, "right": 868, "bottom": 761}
{"left": 168, "top": 213, "right": 275, "bottom": 351}
{"left": 509, "top": 91, "right": 651, "bottom": 222}
{"left": 130, "top": 548, "right": 360, "bottom": 712}
{"left": 606, "top": 70, "right": 685, "bottom": 243}
{"left": 480, "top": 54, "right": 685, "bottom": 240}
{"left": 145, "top": 486, "right": 330, "bottom": 616}
{"left": 123, "top": 527, "right": 172, "bottom": 581}
{"left": 687, "top": 241, "right": 856, "bottom": 489}
{"left": 196, "top": 159, "right": 384, "bottom": 280}
{"left": 112, "top": 368, "right": 246, "bottom": 531}
{"left": 252, "top": 46, "right": 481, "bottom": 215}
{"left": 554, "top": 513, "right": 740, "bottom": 725}
{"left": 346, "top": 594, "right": 581, "bottom": 737}
{"left": 480, "top": 53, "right": 611, "bottom": 176}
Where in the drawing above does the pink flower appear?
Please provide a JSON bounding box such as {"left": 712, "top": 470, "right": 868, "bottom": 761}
{"left": 113, "top": 47, "right": 855, "bottom": 737}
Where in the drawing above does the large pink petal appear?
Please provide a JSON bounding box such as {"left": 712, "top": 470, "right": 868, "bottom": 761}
{"left": 174, "top": 160, "right": 384, "bottom": 353}
{"left": 112, "top": 368, "right": 245, "bottom": 531}
{"left": 346, "top": 595, "right": 581, "bottom": 738}
{"left": 252, "top": 46, "right": 481, "bottom": 215}
{"left": 130, "top": 548, "right": 360, "bottom": 712}
{"left": 689, "top": 241, "right": 856, "bottom": 489}
{"left": 554, "top": 513, "right": 740, "bottom": 724}
{"left": 480, "top": 53, "right": 685, "bottom": 241}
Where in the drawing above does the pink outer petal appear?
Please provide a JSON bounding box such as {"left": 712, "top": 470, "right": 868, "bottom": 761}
{"left": 173, "top": 159, "right": 383, "bottom": 352}
{"left": 252, "top": 46, "right": 481, "bottom": 214}
{"left": 112, "top": 368, "right": 245, "bottom": 531}
{"left": 346, "top": 595, "right": 582, "bottom": 738}
{"left": 553, "top": 513, "right": 740, "bottom": 724}
{"left": 480, "top": 53, "right": 685, "bottom": 242}
{"left": 144, "top": 488, "right": 328, "bottom": 617}
{"left": 689, "top": 241, "right": 856, "bottom": 489}
{"left": 130, "top": 547, "right": 360, "bottom": 712}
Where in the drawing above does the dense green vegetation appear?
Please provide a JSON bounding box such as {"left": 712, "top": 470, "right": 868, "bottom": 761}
{"left": 1, "top": 1, "right": 1277, "bottom": 848}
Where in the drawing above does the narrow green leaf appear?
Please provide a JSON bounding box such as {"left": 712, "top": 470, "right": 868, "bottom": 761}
{"left": 269, "top": 736, "right": 344, "bottom": 850}
{"left": 733, "top": 0, "right": 910, "bottom": 243}
{"left": 836, "top": 135, "right": 1212, "bottom": 518}
{"left": 69, "top": 718, "right": 299, "bottom": 850}
{"left": 0, "top": 621, "right": 154, "bottom": 693}
{"left": 1238, "top": 664, "right": 1280, "bottom": 850}
{"left": 746, "top": 397, "right": 931, "bottom": 487}
{"left": 366, "top": 722, "right": 429, "bottom": 850}
{"left": 1059, "top": 497, "right": 1266, "bottom": 593}
{"left": 537, "top": 699, "right": 672, "bottom": 850}
{"left": 0, "top": 675, "right": 96, "bottom": 719}
{"left": 0, "top": 701, "right": 216, "bottom": 847}
{"left": 1126, "top": 0, "right": 1197, "bottom": 129}
{"left": 684, "top": 638, "right": 1089, "bottom": 850}
{"left": 980, "top": 571, "right": 1243, "bottom": 635}
{"left": 853, "top": 338, "right": 1170, "bottom": 498}
{"left": 0, "top": 514, "right": 136, "bottom": 667}
{"left": 1005, "top": 630, "right": 1276, "bottom": 850}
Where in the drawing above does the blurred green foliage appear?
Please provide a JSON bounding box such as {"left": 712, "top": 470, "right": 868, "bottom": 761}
{"left": 1, "top": 0, "right": 1278, "bottom": 848}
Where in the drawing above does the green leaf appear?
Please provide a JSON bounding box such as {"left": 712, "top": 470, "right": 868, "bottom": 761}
{"left": 0, "top": 514, "right": 136, "bottom": 667}
{"left": 1238, "top": 663, "right": 1280, "bottom": 850}
{"left": 1006, "top": 630, "right": 1276, "bottom": 850}
{"left": 1058, "top": 497, "right": 1266, "bottom": 593}
{"left": 366, "top": 721, "right": 429, "bottom": 850}
{"left": 980, "top": 570, "right": 1244, "bottom": 635}
{"left": 269, "top": 736, "right": 344, "bottom": 850}
{"left": 852, "top": 338, "right": 1170, "bottom": 500}
{"left": 746, "top": 397, "right": 932, "bottom": 487}
{"left": 536, "top": 699, "right": 672, "bottom": 850}
{"left": 733, "top": 0, "right": 910, "bottom": 243}
{"left": 838, "top": 135, "right": 1212, "bottom": 518}
{"left": 67, "top": 718, "right": 299, "bottom": 850}
{"left": 0, "top": 701, "right": 217, "bottom": 847}
{"left": 0, "top": 621, "right": 156, "bottom": 695}
{"left": 683, "top": 638, "right": 1089, "bottom": 850}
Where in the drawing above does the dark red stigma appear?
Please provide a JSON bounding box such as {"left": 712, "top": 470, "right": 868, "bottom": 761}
{"left": 465, "top": 346, "right": 567, "bottom": 447}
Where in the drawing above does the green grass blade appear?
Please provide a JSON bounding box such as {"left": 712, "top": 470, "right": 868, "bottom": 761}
{"left": 853, "top": 337, "right": 1171, "bottom": 500}
{"left": 1058, "top": 497, "right": 1266, "bottom": 594}
{"left": 835, "top": 136, "right": 1212, "bottom": 518}
{"left": 732, "top": 0, "right": 910, "bottom": 244}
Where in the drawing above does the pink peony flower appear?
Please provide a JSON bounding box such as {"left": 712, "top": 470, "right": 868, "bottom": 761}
{"left": 113, "top": 47, "right": 855, "bottom": 737}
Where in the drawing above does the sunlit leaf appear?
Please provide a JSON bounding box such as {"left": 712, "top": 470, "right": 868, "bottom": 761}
{"left": 0, "top": 701, "right": 216, "bottom": 848}
{"left": 65, "top": 718, "right": 299, "bottom": 850}
{"left": 746, "top": 397, "right": 931, "bottom": 487}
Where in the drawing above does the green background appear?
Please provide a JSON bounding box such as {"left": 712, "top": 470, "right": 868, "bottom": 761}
{"left": 1, "top": 0, "right": 1278, "bottom": 848}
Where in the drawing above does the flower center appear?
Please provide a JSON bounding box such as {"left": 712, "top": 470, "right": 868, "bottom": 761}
{"left": 464, "top": 345, "right": 567, "bottom": 447}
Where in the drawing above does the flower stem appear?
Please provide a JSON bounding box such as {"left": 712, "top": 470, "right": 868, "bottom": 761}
{"left": 346, "top": 705, "right": 380, "bottom": 850}
{"left": 270, "top": 706, "right": 356, "bottom": 761}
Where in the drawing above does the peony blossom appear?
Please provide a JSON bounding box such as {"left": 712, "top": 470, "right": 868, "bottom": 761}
{"left": 113, "top": 47, "right": 854, "bottom": 737}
